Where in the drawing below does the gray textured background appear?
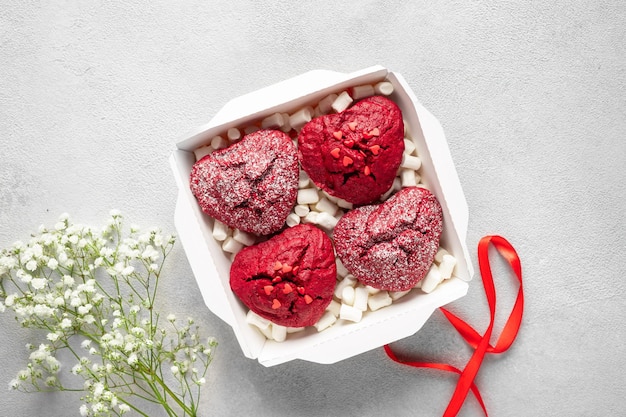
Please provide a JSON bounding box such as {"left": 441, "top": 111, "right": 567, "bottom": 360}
{"left": 1, "top": 1, "right": 625, "bottom": 416}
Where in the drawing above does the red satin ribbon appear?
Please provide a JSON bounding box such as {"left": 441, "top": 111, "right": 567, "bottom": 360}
{"left": 384, "top": 235, "right": 524, "bottom": 417}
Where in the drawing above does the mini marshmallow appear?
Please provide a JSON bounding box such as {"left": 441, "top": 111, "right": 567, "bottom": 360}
{"left": 289, "top": 107, "right": 313, "bottom": 131}
{"left": 381, "top": 177, "right": 403, "bottom": 201}
{"left": 368, "top": 291, "right": 393, "bottom": 311}
{"left": 244, "top": 125, "right": 260, "bottom": 134}
{"left": 336, "top": 198, "right": 353, "bottom": 210}
{"left": 222, "top": 237, "right": 244, "bottom": 254}
{"left": 286, "top": 213, "right": 301, "bottom": 227}
{"left": 331, "top": 91, "right": 353, "bottom": 113}
{"left": 212, "top": 219, "right": 229, "bottom": 241}
{"left": 335, "top": 257, "right": 350, "bottom": 278}
{"left": 401, "top": 154, "right": 422, "bottom": 171}
{"left": 403, "top": 138, "right": 416, "bottom": 155}
{"left": 298, "top": 170, "right": 311, "bottom": 188}
{"left": 294, "top": 204, "right": 310, "bottom": 217}
{"left": 351, "top": 84, "right": 375, "bottom": 99}
{"left": 340, "top": 303, "right": 363, "bottom": 323}
{"left": 314, "top": 311, "right": 338, "bottom": 332}
{"left": 401, "top": 168, "right": 418, "bottom": 187}
{"left": 314, "top": 211, "right": 338, "bottom": 230}
{"left": 334, "top": 275, "right": 357, "bottom": 299}
{"left": 227, "top": 127, "right": 241, "bottom": 142}
{"left": 233, "top": 229, "right": 256, "bottom": 246}
{"left": 341, "top": 286, "right": 355, "bottom": 305}
{"left": 211, "top": 135, "right": 228, "bottom": 150}
{"left": 434, "top": 247, "right": 450, "bottom": 263}
{"left": 317, "top": 93, "right": 338, "bottom": 115}
{"left": 438, "top": 254, "right": 457, "bottom": 280}
{"left": 245, "top": 310, "right": 270, "bottom": 330}
{"left": 194, "top": 145, "right": 212, "bottom": 161}
{"left": 257, "top": 323, "right": 274, "bottom": 339}
{"left": 271, "top": 324, "right": 287, "bottom": 342}
{"left": 280, "top": 113, "right": 292, "bottom": 132}
{"left": 389, "top": 289, "right": 412, "bottom": 301}
{"left": 326, "top": 299, "right": 341, "bottom": 317}
{"left": 297, "top": 188, "right": 319, "bottom": 205}
{"left": 303, "top": 211, "right": 318, "bottom": 224}
{"left": 353, "top": 286, "right": 369, "bottom": 311}
{"left": 366, "top": 285, "right": 381, "bottom": 295}
{"left": 420, "top": 264, "right": 443, "bottom": 293}
{"left": 286, "top": 327, "right": 305, "bottom": 334}
{"left": 314, "top": 197, "right": 338, "bottom": 216}
{"left": 374, "top": 81, "right": 394, "bottom": 96}
{"left": 261, "top": 112, "right": 284, "bottom": 129}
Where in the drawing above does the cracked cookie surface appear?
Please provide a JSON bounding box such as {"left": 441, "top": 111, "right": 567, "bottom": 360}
{"left": 189, "top": 129, "right": 298, "bottom": 235}
{"left": 298, "top": 95, "right": 404, "bottom": 205}
{"left": 333, "top": 187, "right": 443, "bottom": 291}
{"left": 230, "top": 224, "right": 336, "bottom": 327}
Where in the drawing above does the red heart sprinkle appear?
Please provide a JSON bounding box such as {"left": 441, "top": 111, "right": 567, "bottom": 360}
{"left": 348, "top": 122, "right": 357, "bottom": 131}
{"left": 264, "top": 285, "right": 273, "bottom": 295}
{"left": 364, "top": 166, "right": 371, "bottom": 176}
{"left": 343, "top": 139, "right": 355, "bottom": 148}
{"left": 369, "top": 127, "right": 380, "bottom": 136}
{"left": 271, "top": 299, "right": 281, "bottom": 309}
{"left": 297, "top": 286, "right": 305, "bottom": 295}
{"left": 330, "top": 148, "right": 341, "bottom": 159}
{"left": 272, "top": 276, "right": 282, "bottom": 283}
{"left": 283, "top": 283, "right": 293, "bottom": 294}
{"left": 273, "top": 261, "right": 282, "bottom": 270}
{"left": 369, "top": 145, "right": 381, "bottom": 155}
{"left": 333, "top": 131, "right": 343, "bottom": 140}
{"left": 282, "top": 264, "right": 293, "bottom": 273}
{"left": 343, "top": 156, "right": 354, "bottom": 167}
{"left": 304, "top": 295, "right": 313, "bottom": 304}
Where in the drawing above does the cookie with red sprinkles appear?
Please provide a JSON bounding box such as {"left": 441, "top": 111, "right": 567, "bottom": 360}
{"left": 333, "top": 186, "right": 443, "bottom": 292}
{"left": 298, "top": 95, "right": 405, "bottom": 205}
{"left": 189, "top": 129, "right": 298, "bottom": 236}
{"left": 230, "top": 224, "right": 337, "bottom": 327}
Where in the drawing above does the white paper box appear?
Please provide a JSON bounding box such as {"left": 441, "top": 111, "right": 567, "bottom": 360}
{"left": 170, "top": 65, "right": 474, "bottom": 367}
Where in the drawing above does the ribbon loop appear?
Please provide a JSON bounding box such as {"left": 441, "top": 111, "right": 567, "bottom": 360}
{"left": 384, "top": 235, "right": 524, "bottom": 417}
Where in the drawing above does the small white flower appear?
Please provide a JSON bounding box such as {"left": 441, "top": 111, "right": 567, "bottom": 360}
{"left": 83, "top": 315, "right": 95, "bottom": 324}
{"left": 47, "top": 258, "right": 59, "bottom": 269}
{"left": 33, "top": 304, "right": 55, "bottom": 317}
{"left": 72, "top": 364, "right": 83, "bottom": 375}
{"left": 55, "top": 221, "right": 66, "bottom": 231}
{"left": 129, "top": 305, "right": 140, "bottom": 314}
{"left": 196, "top": 377, "right": 206, "bottom": 386}
{"left": 118, "top": 404, "right": 130, "bottom": 414}
{"left": 89, "top": 347, "right": 98, "bottom": 355}
{"left": 60, "top": 318, "right": 72, "bottom": 329}
{"left": 93, "top": 382, "right": 105, "bottom": 398}
{"left": 121, "top": 265, "right": 134, "bottom": 276}
{"left": 25, "top": 260, "right": 38, "bottom": 271}
{"left": 167, "top": 314, "right": 176, "bottom": 322}
{"left": 46, "top": 332, "right": 60, "bottom": 342}
{"left": 78, "top": 304, "right": 93, "bottom": 315}
{"left": 81, "top": 340, "right": 92, "bottom": 349}
{"left": 171, "top": 365, "right": 179, "bottom": 375}
{"left": 109, "top": 209, "right": 121, "bottom": 217}
{"left": 30, "top": 278, "right": 47, "bottom": 290}
{"left": 127, "top": 353, "right": 138, "bottom": 366}
{"left": 9, "top": 379, "right": 20, "bottom": 390}
{"left": 5, "top": 293, "right": 17, "bottom": 307}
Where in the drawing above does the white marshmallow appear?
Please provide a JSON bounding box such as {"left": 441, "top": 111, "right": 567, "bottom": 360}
{"left": 351, "top": 84, "right": 375, "bottom": 99}
{"left": 194, "top": 145, "right": 212, "bottom": 161}
{"left": 294, "top": 204, "right": 310, "bottom": 217}
{"left": 286, "top": 327, "right": 305, "bottom": 334}
{"left": 314, "top": 311, "right": 338, "bottom": 332}
{"left": 286, "top": 213, "right": 301, "bottom": 227}
{"left": 314, "top": 197, "right": 338, "bottom": 216}
{"left": 353, "top": 286, "right": 369, "bottom": 311}
{"left": 298, "top": 170, "right": 311, "bottom": 188}
{"left": 210, "top": 135, "right": 228, "bottom": 150}
{"left": 317, "top": 93, "right": 338, "bottom": 114}
{"left": 222, "top": 237, "right": 244, "bottom": 254}
{"left": 212, "top": 219, "right": 229, "bottom": 241}
{"left": 403, "top": 138, "right": 416, "bottom": 155}
{"left": 389, "top": 289, "right": 412, "bottom": 301}
{"left": 257, "top": 323, "right": 274, "bottom": 339}
{"left": 233, "top": 229, "right": 256, "bottom": 246}
{"left": 261, "top": 112, "right": 284, "bottom": 129}
{"left": 420, "top": 264, "right": 443, "bottom": 293}
{"left": 244, "top": 125, "right": 260, "bottom": 134}
{"left": 271, "top": 324, "right": 287, "bottom": 342}
{"left": 336, "top": 198, "right": 353, "bottom": 210}
{"left": 400, "top": 168, "right": 418, "bottom": 187}
{"left": 340, "top": 303, "right": 363, "bottom": 322}
{"left": 335, "top": 257, "right": 350, "bottom": 278}
{"left": 326, "top": 299, "right": 341, "bottom": 317}
{"left": 334, "top": 275, "right": 357, "bottom": 299}
{"left": 314, "top": 211, "right": 338, "bottom": 230}
{"left": 434, "top": 247, "right": 450, "bottom": 263}
{"left": 303, "top": 211, "right": 319, "bottom": 224}
{"left": 368, "top": 291, "right": 393, "bottom": 311}
{"left": 401, "top": 154, "right": 422, "bottom": 171}
{"left": 280, "top": 113, "right": 292, "bottom": 132}
{"left": 366, "top": 285, "right": 381, "bottom": 295}
{"left": 227, "top": 127, "right": 241, "bottom": 142}
{"left": 374, "top": 81, "right": 394, "bottom": 96}
{"left": 246, "top": 310, "right": 270, "bottom": 330}
{"left": 297, "top": 188, "right": 320, "bottom": 205}
{"left": 438, "top": 254, "right": 457, "bottom": 280}
{"left": 289, "top": 107, "right": 313, "bottom": 131}
{"left": 341, "top": 286, "right": 355, "bottom": 305}
{"left": 382, "top": 177, "right": 402, "bottom": 201}
{"left": 331, "top": 91, "right": 353, "bottom": 113}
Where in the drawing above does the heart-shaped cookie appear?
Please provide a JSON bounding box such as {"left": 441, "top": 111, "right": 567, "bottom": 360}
{"left": 298, "top": 95, "right": 405, "bottom": 205}
{"left": 189, "top": 129, "right": 298, "bottom": 236}
{"left": 230, "top": 224, "right": 336, "bottom": 327}
{"left": 333, "top": 186, "right": 443, "bottom": 291}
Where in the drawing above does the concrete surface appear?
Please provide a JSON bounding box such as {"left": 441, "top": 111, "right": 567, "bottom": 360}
{"left": 1, "top": 1, "right": 625, "bottom": 416}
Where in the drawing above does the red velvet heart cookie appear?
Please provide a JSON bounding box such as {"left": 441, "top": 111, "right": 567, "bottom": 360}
{"left": 189, "top": 129, "right": 298, "bottom": 236}
{"left": 298, "top": 95, "right": 405, "bottom": 205}
{"left": 333, "top": 186, "right": 443, "bottom": 291}
{"left": 230, "top": 224, "right": 337, "bottom": 327}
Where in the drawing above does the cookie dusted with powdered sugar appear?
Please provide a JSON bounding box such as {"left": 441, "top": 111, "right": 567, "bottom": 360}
{"left": 189, "top": 129, "right": 298, "bottom": 236}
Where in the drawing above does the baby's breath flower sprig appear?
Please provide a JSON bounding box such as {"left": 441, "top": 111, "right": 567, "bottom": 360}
{"left": 0, "top": 211, "right": 217, "bottom": 417}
